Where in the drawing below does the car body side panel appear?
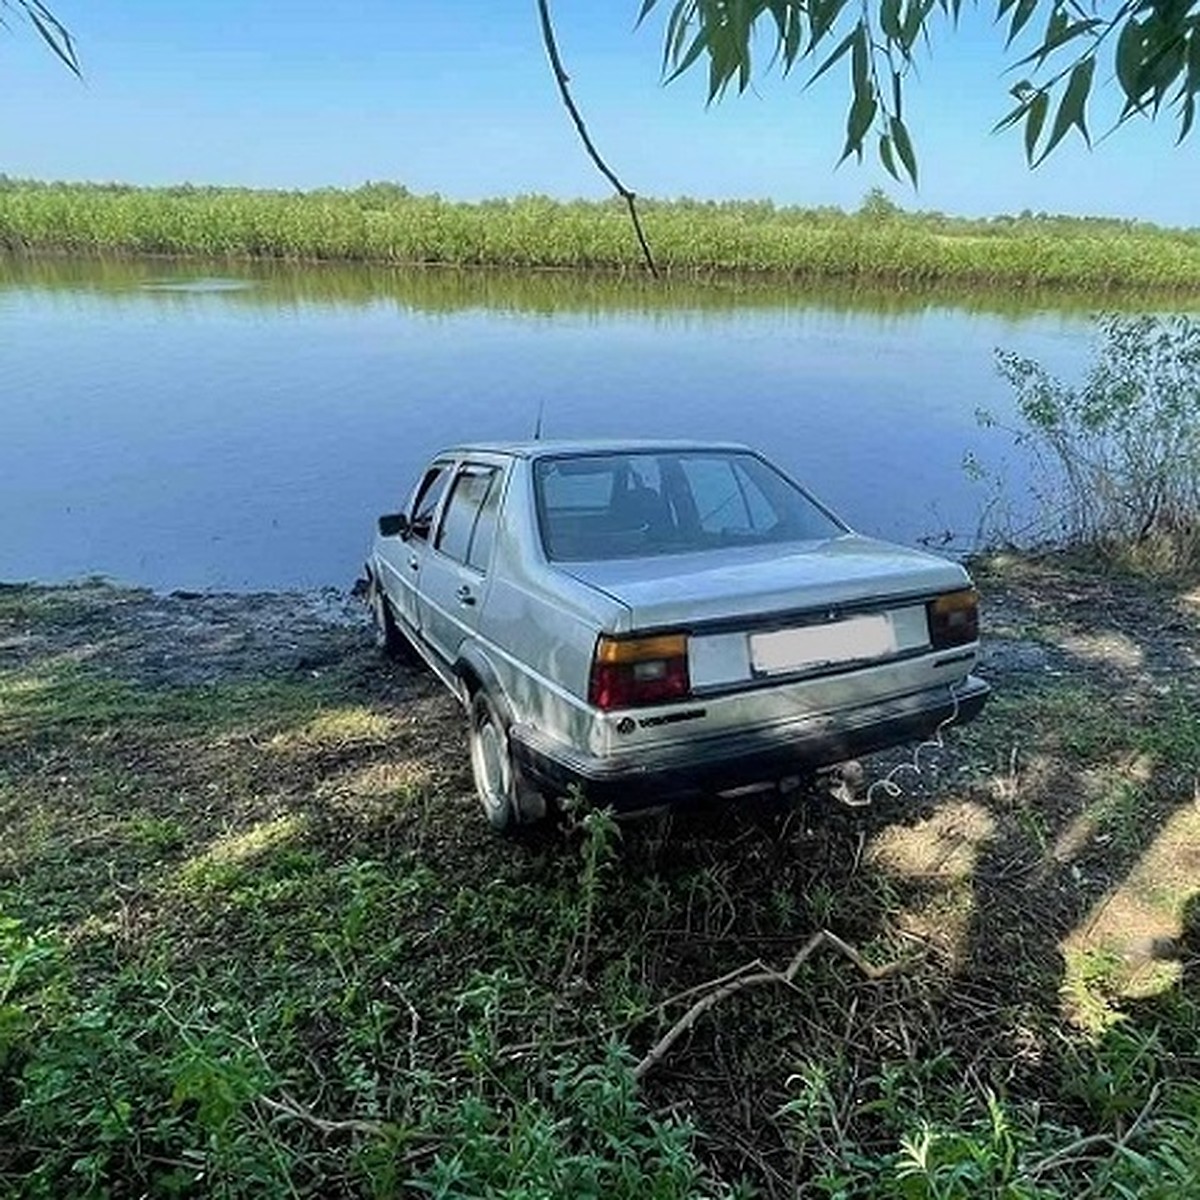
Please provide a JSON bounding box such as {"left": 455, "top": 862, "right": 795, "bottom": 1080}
{"left": 374, "top": 533, "right": 421, "bottom": 631}
{"left": 416, "top": 555, "right": 489, "bottom": 667}
{"left": 470, "top": 461, "right": 623, "bottom": 756}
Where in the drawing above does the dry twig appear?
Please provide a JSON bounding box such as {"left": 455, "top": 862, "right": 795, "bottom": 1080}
{"left": 634, "top": 929, "right": 914, "bottom": 1081}
{"left": 257, "top": 1091, "right": 385, "bottom": 1138}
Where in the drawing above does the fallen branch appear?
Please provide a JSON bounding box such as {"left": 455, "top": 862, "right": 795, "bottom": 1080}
{"left": 634, "top": 929, "right": 913, "bottom": 1081}
{"left": 257, "top": 1091, "right": 385, "bottom": 1138}
{"left": 256, "top": 1092, "right": 444, "bottom": 1167}
{"left": 500, "top": 958, "right": 772, "bottom": 1063}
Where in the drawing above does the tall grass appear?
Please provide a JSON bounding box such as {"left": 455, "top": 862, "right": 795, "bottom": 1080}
{"left": 2, "top": 178, "right": 1199, "bottom": 291}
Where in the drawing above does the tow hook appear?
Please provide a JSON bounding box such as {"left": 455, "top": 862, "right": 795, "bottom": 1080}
{"left": 820, "top": 760, "right": 869, "bottom": 807}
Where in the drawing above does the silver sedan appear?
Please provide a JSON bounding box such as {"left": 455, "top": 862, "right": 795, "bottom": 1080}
{"left": 365, "top": 441, "right": 988, "bottom": 831}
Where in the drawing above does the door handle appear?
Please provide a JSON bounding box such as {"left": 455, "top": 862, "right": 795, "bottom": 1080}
{"left": 407, "top": 555, "right": 420, "bottom": 571}
{"left": 456, "top": 585, "right": 476, "bottom": 606}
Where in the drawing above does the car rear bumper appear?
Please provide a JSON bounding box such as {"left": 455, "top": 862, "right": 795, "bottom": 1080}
{"left": 510, "top": 675, "right": 990, "bottom": 809}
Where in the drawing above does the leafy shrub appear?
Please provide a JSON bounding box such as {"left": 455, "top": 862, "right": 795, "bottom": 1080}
{"left": 408, "top": 1045, "right": 731, "bottom": 1199}
{"left": 983, "top": 315, "right": 1200, "bottom": 574}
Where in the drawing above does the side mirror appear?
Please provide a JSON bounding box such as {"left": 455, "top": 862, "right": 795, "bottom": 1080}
{"left": 378, "top": 512, "right": 408, "bottom": 538}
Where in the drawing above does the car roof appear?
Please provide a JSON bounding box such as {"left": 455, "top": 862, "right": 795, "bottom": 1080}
{"left": 434, "top": 439, "right": 755, "bottom": 461}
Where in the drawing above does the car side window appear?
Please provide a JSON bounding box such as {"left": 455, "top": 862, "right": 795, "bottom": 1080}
{"left": 466, "top": 469, "right": 502, "bottom": 572}
{"left": 436, "top": 466, "right": 499, "bottom": 567}
{"left": 409, "top": 464, "right": 452, "bottom": 542}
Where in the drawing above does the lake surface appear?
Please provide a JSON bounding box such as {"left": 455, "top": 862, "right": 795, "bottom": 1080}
{"left": 1, "top": 257, "right": 1098, "bottom": 591}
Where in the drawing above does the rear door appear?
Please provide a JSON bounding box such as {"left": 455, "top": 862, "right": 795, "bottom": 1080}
{"left": 416, "top": 460, "right": 506, "bottom": 665}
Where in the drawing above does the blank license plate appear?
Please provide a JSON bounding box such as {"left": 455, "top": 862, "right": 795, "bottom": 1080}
{"left": 750, "top": 615, "right": 896, "bottom": 675}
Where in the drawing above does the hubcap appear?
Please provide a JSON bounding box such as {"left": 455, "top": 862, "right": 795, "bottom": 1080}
{"left": 473, "top": 716, "right": 509, "bottom": 814}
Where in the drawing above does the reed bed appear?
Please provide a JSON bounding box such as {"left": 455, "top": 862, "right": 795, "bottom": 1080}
{"left": 2, "top": 179, "right": 1198, "bottom": 292}
{"left": 12, "top": 251, "right": 1195, "bottom": 320}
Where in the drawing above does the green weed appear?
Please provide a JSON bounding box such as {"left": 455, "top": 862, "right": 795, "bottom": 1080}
{"left": 2, "top": 579, "right": 1198, "bottom": 1196}
{"left": 982, "top": 315, "right": 1200, "bottom": 575}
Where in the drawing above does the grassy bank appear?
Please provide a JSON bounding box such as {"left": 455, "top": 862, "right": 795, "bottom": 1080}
{"left": 1, "top": 560, "right": 1198, "bottom": 1196}
{"left": 3, "top": 179, "right": 1200, "bottom": 292}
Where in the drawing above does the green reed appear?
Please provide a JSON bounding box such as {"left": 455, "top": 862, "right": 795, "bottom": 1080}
{"left": 2, "top": 178, "right": 1198, "bottom": 292}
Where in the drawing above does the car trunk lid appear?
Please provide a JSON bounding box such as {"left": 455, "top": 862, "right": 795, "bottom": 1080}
{"left": 561, "top": 535, "right": 972, "bottom": 691}
{"left": 561, "top": 535, "right": 968, "bottom": 630}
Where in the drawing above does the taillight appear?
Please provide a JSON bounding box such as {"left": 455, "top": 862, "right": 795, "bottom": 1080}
{"left": 928, "top": 589, "right": 979, "bottom": 648}
{"left": 588, "top": 633, "right": 690, "bottom": 710}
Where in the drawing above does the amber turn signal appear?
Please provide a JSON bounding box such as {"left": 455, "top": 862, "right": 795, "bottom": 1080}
{"left": 589, "top": 633, "right": 690, "bottom": 710}
{"left": 927, "top": 589, "right": 979, "bottom": 649}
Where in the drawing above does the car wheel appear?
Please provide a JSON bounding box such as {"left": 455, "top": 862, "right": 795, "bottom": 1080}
{"left": 468, "top": 691, "right": 547, "bottom": 833}
{"left": 369, "top": 577, "right": 415, "bottom": 662}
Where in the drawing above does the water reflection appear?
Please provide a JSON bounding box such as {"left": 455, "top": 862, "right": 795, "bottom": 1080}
{"left": 0, "top": 255, "right": 1123, "bottom": 591}
{"left": 7, "top": 253, "right": 1194, "bottom": 320}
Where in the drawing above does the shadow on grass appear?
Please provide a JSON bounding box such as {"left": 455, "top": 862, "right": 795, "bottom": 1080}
{"left": 2, "top": 563, "right": 1198, "bottom": 1197}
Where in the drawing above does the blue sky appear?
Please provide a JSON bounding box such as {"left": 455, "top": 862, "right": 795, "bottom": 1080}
{"left": 2, "top": 0, "right": 1195, "bottom": 225}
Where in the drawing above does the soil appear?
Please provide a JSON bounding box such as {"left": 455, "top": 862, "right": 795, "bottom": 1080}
{"left": 3, "top": 553, "right": 1195, "bottom": 711}
{"left": 975, "top": 552, "right": 1200, "bottom": 698}
{"left": 0, "top": 582, "right": 373, "bottom": 686}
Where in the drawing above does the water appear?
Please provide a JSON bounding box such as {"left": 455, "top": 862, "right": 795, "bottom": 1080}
{"left": 1, "top": 257, "right": 1096, "bottom": 591}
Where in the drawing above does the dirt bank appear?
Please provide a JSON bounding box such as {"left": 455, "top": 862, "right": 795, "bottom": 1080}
{"left": 3, "top": 552, "right": 1196, "bottom": 715}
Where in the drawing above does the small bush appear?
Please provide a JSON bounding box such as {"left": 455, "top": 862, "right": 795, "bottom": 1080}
{"left": 982, "top": 314, "right": 1200, "bottom": 575}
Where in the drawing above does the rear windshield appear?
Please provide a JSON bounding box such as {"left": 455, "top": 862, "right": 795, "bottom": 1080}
{"left": 534, "top": 451, "right": 845, "bottom": 562}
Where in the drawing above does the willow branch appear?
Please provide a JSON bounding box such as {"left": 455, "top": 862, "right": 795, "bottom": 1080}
{"left": 536, "top": 0, "right": 659, "bottom": 277}
{"left": 5, "top": 1, "right": 80, "bottom": 75}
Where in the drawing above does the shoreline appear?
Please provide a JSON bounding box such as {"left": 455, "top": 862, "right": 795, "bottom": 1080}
{"left": 5, "top": 181, "right": 1200, "bottom": 293}
{"left": 3, "top": 552, "right": 1196, "bottom": 688}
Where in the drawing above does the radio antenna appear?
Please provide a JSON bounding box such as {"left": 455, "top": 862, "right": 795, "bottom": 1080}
{"left": 532, "top": 400, "right": 545, "bottom": 441}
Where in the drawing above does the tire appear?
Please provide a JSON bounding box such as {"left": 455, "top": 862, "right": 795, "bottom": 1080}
{"left": 368, "top": 577, "right": 416, "bottom": 663}
{"left": 468, "top": 691, "right": 547, "bottom": 833}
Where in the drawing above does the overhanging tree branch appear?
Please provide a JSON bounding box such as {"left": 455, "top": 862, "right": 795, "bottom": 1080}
{"left": 536, "top": 0, "right": 659, "bottom": 277}
{"left": 1, "top": 0, "right": 79, "bottom": 75}
{"left": 638, "top": 0, "right": 1200, "bottom": 183}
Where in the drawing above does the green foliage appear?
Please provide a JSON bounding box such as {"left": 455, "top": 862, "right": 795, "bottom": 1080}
{"left": 408, "top": 1045, "right": 722, "bottom": 1199}
{"left": 984, "top": 314, "right": 1200, "bottom": 572}
{"left": 774, "top": 1050, "right": 1200, "bottom": 1199}
{"left": 859, "top": 186, "right": 904, "bottom": 222}
{"left": 0, "top": 914, "right": 60, "bottom": 1070}
{"left": 3, "top": 582, "right": 1199, "bottom": 1196}
{"left": 639, "top": 1, "right": 1200, "bottom": 180}
{"left": 1062, "top": 1023, "right": 1163, "bottom": 1126}
{"left": 3, "top": 179, "right": 1200, "bottom": 291}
